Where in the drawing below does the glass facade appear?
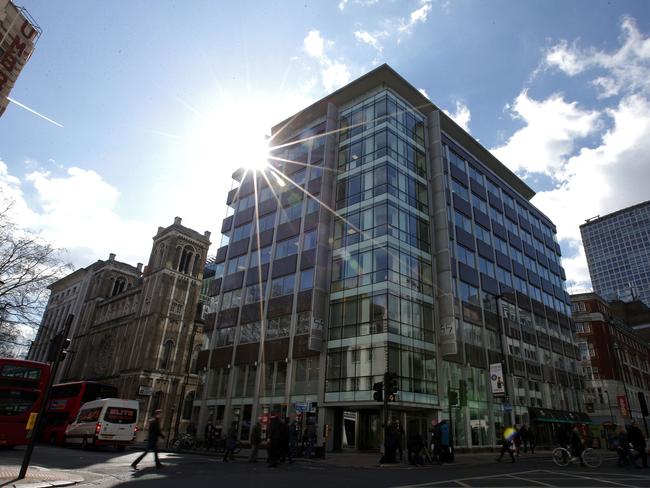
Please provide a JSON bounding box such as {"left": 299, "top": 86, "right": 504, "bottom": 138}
{"left": 581, "top": 200, "right": 650, "bottom": 307}
{"left": 196, "top": 65, "right": 584, "bottom": 451}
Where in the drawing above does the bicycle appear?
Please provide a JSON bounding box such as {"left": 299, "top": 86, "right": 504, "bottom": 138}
{"left": 171, "top": 433, "right": 197, "bottom": 452}
{"left": 552, "top": 446, "right": 602, "bottom": 468}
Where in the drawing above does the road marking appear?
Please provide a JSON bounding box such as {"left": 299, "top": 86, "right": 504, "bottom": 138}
{"left": 393, "top": 469, "right": 550, "bottom": 487}
{"left": 554, "top": 471, "right": 639, "bottom": 488}
{"left": 506, "top": 474, "right": 555, "bottom": 487}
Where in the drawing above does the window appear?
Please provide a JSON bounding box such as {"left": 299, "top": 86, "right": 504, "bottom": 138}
{"left": 221, "top": 289, "right": 242, "bottom": 309}
{"left": 490, "top": 206, "right": 504, "bottom": 226}
{"left": 306, "top": 196, "right": 320, "bottom": 214}
{"left": 160, "top": 340, "right": 174, "bottom": 369}
{"left": 249, "top": 246, "right": 272, "bottom": 267}
{"left": 300, "top": 268, "right": 314, "bottom": 291}
{"left": 511, "top": 248, "right": 524, "bottom": 265}
{"left": 448, "top": 150, "right": 466, "bottom": 172}
{"left": 468, "top": 165, "right": 484, "bottom": 185}
{"left": 245, "top": 283, "right": 265, "bottom": 303}
{"left": 296, "top": 312, "right": 311, "bottom": 334}
{"left": 514, "top": 276, "right": 528, "bottom": 294}
{"left": 275, "top": 236, "right": 299, "bottom": 259}
{"left": 232, "top": 222, "right": 251, "bottom": 242}
{"left": 479, "top": 257, "right": 495, "bottom": 278}
{"left": 257, "top": 213, "right": 276, "bottom": 233}
{"left": 279, "top": 201, "right": 302, "bottom": 223}
{"left": 451, "top": 179, "right": 469, "bottom": 201}
{"left": 267, "top": 315, "right": 291, "bottom": 339}
{"left": 456, "top": 243, "right": 476, "bottom": 268}
{"left": 303, "top": 230, "right": 317, "bottom": 251}
{"left": 240, "top": 322, "right": 261, "bottom": 343}
{"left": 226, "top": 254, "right": 248, "bottom": 274}
{"left": 471, "top": 193, "right": 487, "bottom": 214}
{"left": 270, "top": 274, "right": 295, "bottom": 297}
{"left": 502, "top": 192, "right": 515, "bottom": 209}
{"left": 459, "top": 281, "right": 480, "bottom": 306}
{"left": 496, "top": 266, "right": 513, "bottom": 287}
{"left": 454, "top": 210, "right": 473, "bottom": 234}
{"left": 475, "top": 224, "right": 492, "bottom": 245}
{"left": 494, "top": 236, "right": 508, "bottom": 255}
{"left": 215, "top": 327, "right": 235, "bottom": 347}
{"left": 577, "top": 342, "right": 589, "bottom": 360}
{"left": 486, "top": 179, "right": 500, "bottom": 197}
{"left": 291, "top": 169, "right": 306, "bottom": 186}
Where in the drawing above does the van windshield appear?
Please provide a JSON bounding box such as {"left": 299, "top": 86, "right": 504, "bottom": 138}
{"left": 104, "top": 407, "right": 137, "bottom": 424}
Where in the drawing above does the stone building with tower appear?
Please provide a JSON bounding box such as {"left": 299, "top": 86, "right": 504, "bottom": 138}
{"left": 28, "top": 217, "right": 211, "bottom": 437}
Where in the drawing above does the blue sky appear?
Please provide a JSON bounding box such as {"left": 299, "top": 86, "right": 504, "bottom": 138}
{"left": 2, "top": 0, "right": 650, "bottom": 293}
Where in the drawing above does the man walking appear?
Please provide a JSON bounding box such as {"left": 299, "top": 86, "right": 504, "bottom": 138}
{"left": 249, "top": 421, "right": 262, "bottom": 463}
{"left": 629, "top": 421, "right": 648, "bottom": 468}
{"left": 223, "top": 422, "right": 238, "bottom": 462}
{"left": 131, "top": 409, "right": 165, "bottom": 470}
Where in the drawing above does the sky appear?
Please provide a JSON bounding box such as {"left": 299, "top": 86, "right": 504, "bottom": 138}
{"left": 2, "top": 0, "right": 650, "bottom": 295}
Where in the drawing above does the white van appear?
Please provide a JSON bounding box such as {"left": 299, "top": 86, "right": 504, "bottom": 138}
{"left": 65, "top": 398, "right": 139, "bottom": 451}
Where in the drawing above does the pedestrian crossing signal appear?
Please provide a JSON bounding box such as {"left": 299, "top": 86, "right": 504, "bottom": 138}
{"left": 373, "top": 381, "right": 383, "bottom": 402}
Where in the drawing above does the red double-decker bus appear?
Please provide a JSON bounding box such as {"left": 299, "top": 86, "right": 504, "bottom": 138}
{"left": 43, "top": 381, "right": 118, "bottom": 444}
{"left": 0, "top": 358, "right": 51, "bottom": 448}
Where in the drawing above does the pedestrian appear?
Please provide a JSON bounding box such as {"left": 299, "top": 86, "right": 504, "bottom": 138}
{"left": 268, "top": 417, "right": 282, "bottom": 467}
{"left": 303, "top": 421, "right": 316, "bottom": 459}
{"left": 430, "top": 420, "right": 441, "bottom": 464}
{"left": 628, "top": 421, "right": 647, "bottom": 468}
{"left": 287, "top": 418, "right": 298, "bottom": 463}
{"left": 570, "top": 424, "right": 585, "bottom": 466}
{"left": 204, "top": 421, "right": 217, "bottom": 451}
{"left": 528, "top": 426, "right": 536, "bottom": 455}
{"left": 249, "top": 421, "right": 262, "bottom": 463}
{"left": 407, "top": 431, "right": 424, "bottom": 466}
{"left": 496, "top": 426, "right": 516, "bottom": 463}
{"left": 131, "top": 409, "right": 165, "bottom": 470}
{"left": 223, "top": 421, "right": 238, "bottom": 462}
{"left": 278, "top": 418, "right": 289, "bottom": 464}
{"left": 395, "top": 419, "right": 405, "bottom": 462}
{"left": 616, "top": 425, "right": 637, "bottom": 468}
{"left": 520, "top": 425, "right": 529, "bottom": 453}
{"left": 439, "top": 420, "right": 450, "bottom": 462}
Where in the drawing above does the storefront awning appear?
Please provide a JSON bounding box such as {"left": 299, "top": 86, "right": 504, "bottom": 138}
{"left": 529, "top": 407, "right": 594, "bottom": 424}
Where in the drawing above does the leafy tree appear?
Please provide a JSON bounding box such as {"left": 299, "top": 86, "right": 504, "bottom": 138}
{"left": 0, "top": 203, "right": 72, "bottom": 357}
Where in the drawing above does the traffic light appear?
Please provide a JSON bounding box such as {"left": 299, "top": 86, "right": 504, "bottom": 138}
{"left": 373, "top": 381, "right": 383, "bottom": 402}
{"left": 459, "top": 380, "right": 467, "bottom": 407}
{"left": 449, "top": 390, "right": 458, "bottom": 406}
{"left": 385, "top": 372, "right": 399, "bottom": 401}
{"left": 47, "top": 333, "right": 71, "bottom": 362}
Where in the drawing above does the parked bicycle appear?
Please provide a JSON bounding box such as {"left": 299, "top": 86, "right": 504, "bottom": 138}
{"left": 552, "top": 445, "right": 602, "bottom": 468}
{"left": 171, "top": 433, "right": 197, "bottom": 452}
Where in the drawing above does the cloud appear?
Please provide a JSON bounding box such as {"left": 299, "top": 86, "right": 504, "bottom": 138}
{"left": 418, "top": 88, "right": 430, "bottom": 99}
{"left": 398, "top": 1, "right": 433, "bottom": 34}
{"left": 302, "top": 30, "right": 352, "bottom": 92}
{"left": 338, "top": 0, "right": 379, "bottom": 10}
{"left": 354, "top": 30, "right": 387, "bottom": 53}
{"left": 1, "top": 160, "right": 151, "bottom": 268}
{"left": 545, "top": 17, "right": 650, "bottom": 98}
{"left": 491, "top": 91, "right": 600, "bottom": 176}
{"left": 443, "top": 101, "right": 471, "bottom": 133}
{"left": 303, "top": 30, "right": 326, "bottom": 59}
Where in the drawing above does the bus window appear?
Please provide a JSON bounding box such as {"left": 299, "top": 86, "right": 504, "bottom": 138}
{"left": 77, "top": 407, "right": 102, "bottom": 423}
{"left": 0, "top": 390, "right": 39, "bottom": 416}
{"left": 0, "top": 364, "right": 41, "bottom": 381}
{"left": 104, "top": 408, "right": 137, "bottom": 424}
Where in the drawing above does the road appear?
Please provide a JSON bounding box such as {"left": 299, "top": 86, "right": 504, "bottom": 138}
{"left": 1, "top": 446, "right": 649, "bottom": 488}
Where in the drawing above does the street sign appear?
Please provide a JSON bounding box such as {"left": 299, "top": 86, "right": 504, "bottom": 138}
{"left": 503, "top": 403, "right": 513, "bottom": 413}
{"left": 617, "top": 395, "right": 630, "bottom": 418}
{"left": 295, "top": 402, "right": 310, "bottom": 413}
{"left": 138, "top": 385, "right": 153, "bottom": 396}
{"left": 25, "top": 413, "right": 38, "bottom": 431}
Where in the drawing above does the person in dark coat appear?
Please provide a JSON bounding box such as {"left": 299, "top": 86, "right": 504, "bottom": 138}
{"left": 430, "top": 420, "right": 441, "bottom": 464}
{"left": 131, "top": 409, "right": 165, "bottom": 470}
{"left": 570, "top": 425, "right": 585, "bottom": 466}
{"left": 616, "top": 426, "right": 636, "bottom": 468}
{"left": 223, "top": 422, "right": 238, "bottom": 462}
{"left": 439, "top": 420, "right": 451, "bottom": 462}
{"left": 519, "top": 425, "right": 529, "bottom": 453}
{"left": 249, "top": 421, "right": 262, "bottom": 463}
{"left": 395, "top": 420, "right": 405, "bottom": 462}
{"left": 407, "top": 431, "right": 424, "bottom": 465}
{"left": 267, "top": 417, "right": 282, "bottom": 467}
{"left": 496, "top": 427, "right": 516, "bottom": 463}
{"left": 528, "top": 426, "right": 537, "bottom": 455}
{"left": 628, "top": 421, "right": 648, "bottom": 468}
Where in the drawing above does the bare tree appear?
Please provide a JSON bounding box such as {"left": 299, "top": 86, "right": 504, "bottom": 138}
{"left": 0, "top": 202, "right": 72, "bottom": 357}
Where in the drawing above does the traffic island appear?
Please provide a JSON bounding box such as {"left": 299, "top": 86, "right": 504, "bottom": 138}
{"left": 0, "top": 465, "right": 82, "bottom": 487}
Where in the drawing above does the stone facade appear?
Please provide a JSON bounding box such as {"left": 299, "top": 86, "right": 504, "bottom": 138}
{"left": 29, "top": 217, "right": 210, "bottom": 438}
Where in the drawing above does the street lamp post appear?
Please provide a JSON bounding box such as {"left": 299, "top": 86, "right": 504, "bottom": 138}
{"left": 613, "top": 342, "right": 633, "bottom": 424}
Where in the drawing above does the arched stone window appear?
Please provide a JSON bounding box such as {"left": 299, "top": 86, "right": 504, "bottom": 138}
{"left": 190, "top": 345, "right": 201, "bottom": 374}
{"left": 111, "top": 277, "right": 126, "bottom": 297}
{"left": 178, "top": 245, "right": 195, "bottom": 274}
{"left": 182, "top": 391, "right": 195, "bottom": 420}
{"left": 151, "top": 390, "right": 164, "bottom": 415}
{"left": 160, "top": 340, "right": 174, "bottom": 369}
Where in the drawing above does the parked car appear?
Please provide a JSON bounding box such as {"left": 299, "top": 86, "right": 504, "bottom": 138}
{"left": 65, "top": 398, "right": 139, "bottom": 451}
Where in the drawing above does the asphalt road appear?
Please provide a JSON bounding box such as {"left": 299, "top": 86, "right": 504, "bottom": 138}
{"left": 1, "top": 446, "right": 648, "bottom": 488}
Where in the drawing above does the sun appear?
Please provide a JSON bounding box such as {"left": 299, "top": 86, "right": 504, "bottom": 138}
{"left": 242, "top": 136, "right": 270, "bottom": 172}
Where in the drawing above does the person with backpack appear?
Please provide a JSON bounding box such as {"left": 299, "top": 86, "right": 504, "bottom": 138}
{"left": 249, "top": 421, "right": 262, "bottom": 463}
{"left": 223, "top": 421, "right": 238, "bottom": 462}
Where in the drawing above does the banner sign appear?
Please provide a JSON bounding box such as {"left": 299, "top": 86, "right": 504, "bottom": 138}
{"left": 617, "top": 395, "right": 630, "bottom": 418}
{"left": 490, "top": 363, "right": 505, "bottom": 396}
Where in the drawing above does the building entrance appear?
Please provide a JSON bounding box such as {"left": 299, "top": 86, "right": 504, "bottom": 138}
{"left": 358, "top": 410, "right": 381, "bottom": 450}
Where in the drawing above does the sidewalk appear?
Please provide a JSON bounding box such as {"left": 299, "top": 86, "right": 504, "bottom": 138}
{"left": 0, "top": 465, "right": 83, "bottom": 488}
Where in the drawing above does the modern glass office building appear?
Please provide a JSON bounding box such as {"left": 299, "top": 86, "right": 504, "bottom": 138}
{"left": 581, "top": 200, "right": 650, "bottom": 308}
{"left": 195, "top": 64, "right": 583, "bottom": 451}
